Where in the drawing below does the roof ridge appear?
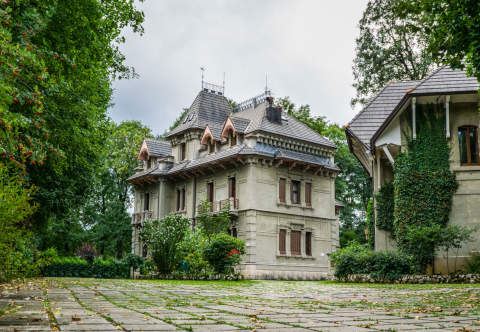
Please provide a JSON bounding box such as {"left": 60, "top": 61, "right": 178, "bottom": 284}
{"left": 408, "top": 65, "right": 447, "bottom": 94}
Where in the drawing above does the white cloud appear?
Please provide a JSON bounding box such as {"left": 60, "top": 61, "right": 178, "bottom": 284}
{"left": 110, "top": 0, "right": 368, "bottom": 135}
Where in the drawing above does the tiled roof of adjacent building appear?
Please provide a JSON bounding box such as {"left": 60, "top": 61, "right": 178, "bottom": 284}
{"left": 145, "top": 139, "right": 172, "bottom": 157}
{"left": 347, "top": 66, "right": 480, "bottom": 150}
{"left": 347, "top": 81, "right": 418, "bottom": 149}
{"left": 410, "top": 65, "right": 479, "bottom": 95}
{"left": 165, "top": 90, "right": 233, "bottom": 137}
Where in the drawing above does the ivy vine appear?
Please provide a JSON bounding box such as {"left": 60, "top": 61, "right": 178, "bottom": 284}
{"left": 375, "top": 182, "right": 395, "bottom": 233}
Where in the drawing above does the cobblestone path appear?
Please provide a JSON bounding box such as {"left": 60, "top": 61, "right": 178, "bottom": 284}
{"left": 0, "top": 279, "right": 479, "bottom": 331}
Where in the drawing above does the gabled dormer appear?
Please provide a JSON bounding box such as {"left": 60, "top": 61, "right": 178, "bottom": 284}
{"left": 137, "top": 139, "right": 172, "bottom": 170}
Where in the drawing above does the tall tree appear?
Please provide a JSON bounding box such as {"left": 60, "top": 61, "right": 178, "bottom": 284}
{"left": 352, "top": 0, "right": 436, "bottom": 106}
{"left": 0, "top": 0, "right": 145, "bottom": 251}
{"left": 399, "top": 0, "right": 480, "bottom": 81}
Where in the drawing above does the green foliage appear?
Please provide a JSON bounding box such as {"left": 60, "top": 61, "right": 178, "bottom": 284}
{"left": 365, "top": 199, "right": 375, "bottom": 249}
{"left": 437, "top": 225, "right": 476, "bottom": 273}
{"left": 122, "top": 253, "right": 145, "bottom": 271}
{"left": 394, "top": 108, "right": 458, "bottom": 271}
{"left": 184, "top": 252, "right": 210, "bottom": 276}
{"left": 141, "top": 214, "right": 190, "bottom": 274}
{"left": 375, "top": 182, "right": 395, "bottom": 232}
{"left": 0, "top": 163, "right": 38, "bottom": 282}
{"left": 203, "top": 234, "right": 245, "bottom": 274}
{"left": 399, "top": 0, "right": 480, "bottom": 82}
{"left": 196, "top": 200, "right": 231, "bottom": 240}
{"left": 352, "top": 0, "right": 435, "bottom": 106}
{"left": 330, "top": 242, "right": 413, "bottom": 281}
{"left": 466, "top": 253, "right": 480, "bottom": 274}
{"left": 43, "top": 257, "right": 129, "bottom": 278}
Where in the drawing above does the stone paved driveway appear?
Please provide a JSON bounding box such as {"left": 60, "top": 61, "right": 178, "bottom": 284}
{"left": 0, "top": 278, "right": 479, "bottom": 331}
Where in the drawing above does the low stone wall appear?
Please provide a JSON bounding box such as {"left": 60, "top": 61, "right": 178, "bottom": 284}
{"left": 339, "top": 274, "right": 480, "bottom": 284}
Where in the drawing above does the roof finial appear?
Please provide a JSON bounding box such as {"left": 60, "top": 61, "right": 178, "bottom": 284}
{"left": 200, "top": 67, "right": 205, "bottom": 89}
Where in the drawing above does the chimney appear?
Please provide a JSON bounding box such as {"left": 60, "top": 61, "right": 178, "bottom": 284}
{"left": 266, "top": 97, "right": 282, "bottom": 124}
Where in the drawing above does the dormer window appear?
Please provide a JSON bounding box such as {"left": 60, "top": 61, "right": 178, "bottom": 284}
{"left": 180, "top": 143, "right": 186, "bottom": 161}
{"left": 229, "top": 130, "right": 236, "bottom": 146}
{"left": 209, "top": 139, "right": 215, "bottom": 154}
{"left": 147, "top": 158, "right": 152, "bottom": 169}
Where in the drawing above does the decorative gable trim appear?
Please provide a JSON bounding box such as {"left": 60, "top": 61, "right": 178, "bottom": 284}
{"left": 221, "top": 116, "right": 237, "bottom": 138}
{"left": 201, "top": 125, "right": 215, "bottom": 145}
{"left": 138, "top": 140, "right": 149, "bottom": 160}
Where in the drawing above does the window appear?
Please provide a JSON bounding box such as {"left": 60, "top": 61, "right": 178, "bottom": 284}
{"left": 142, "top": 244, "right": 148, "bottom": 258}
{"left": 279, "top": 229, "right": 286, "bottom": 254}
{"left": 291, "top": 180, "right": 301, "bottom": 204}
{"left": 181, "top": 188, "right": 186, "bottom": 210}
{"left": 180, "top": 143, "right": 186, "bottom": 161}
{"left": 230, "top": 131, "right": 237, "bottom": 146}
{"left": 207, "top": 182, "right": 214, "bottom": 211}
{"left": 147, "top": 158, "right": 152, "bottom": 169}
{"left": 208, "top": 139, "right": 215, "bottom": 154}
{"left": 306, "top": 232, "right": 312, "bottom": 256}
{"left": 230, "top": 227, "right": 237, "bottom": 238}
{"left": 228, "top": 177, "right": 236, "bottom": 199}
{"left": 144, "top": 193, "right": 150, "bottom": 211}
{"left": 305, "top": 183, "right": 312, "bottom": 206}
{"left": 279, "top": 178, "right": 286, "bottom": 203}
{"left": 458, "top": 126, "right": 479, "bottom": 165}
{"left": 176, "top": 189, "right": 181, "bottom": 211}
{"left": 290, "top": 230, "right": 301, "bottom": 255}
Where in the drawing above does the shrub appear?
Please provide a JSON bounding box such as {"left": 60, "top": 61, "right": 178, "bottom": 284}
{"left": 466, "top": 253, "right": 480, "bottom": 274}
{"left": 196, "top": 200, "right": 231, "bottom": 240}
{"left": 330, "top": 242, "right": 413, "bottom": 281}
{"left": 122, "top": 253, "right": 145, "bottom": 270}
{"left": 43, "top": 257, "right": 129, "bottom": 278}
{"left": 77, "top": 243, "right": 96, "bottom": 264}
{"left": 184, "top": 252, "right": 210, "bottom": 276}
{"left": 141, "top": 214, "right": 190, "bottom": 274}
{"left": 203, "top": 234, "right": 245, "bottom": 274}
{"left": 365, "top": 198, "right": 375, "bottom": 249}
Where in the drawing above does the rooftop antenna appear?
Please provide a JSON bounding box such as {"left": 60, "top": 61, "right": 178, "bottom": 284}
{"left": 265, "top": 73, "right": 270, "bottom": 96}
{"left": 200, "top": 67, "right": 205, "bottom": 89}
{"left": 222, "top": 72, "right": 225, "bottom": 94}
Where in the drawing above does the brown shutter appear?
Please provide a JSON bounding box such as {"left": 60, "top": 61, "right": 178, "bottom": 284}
{"left": 228, "top": 177, "right": 236, "bottom": 198}
{"left": 279, "top": 178, "right": 286, "bottom": 203}
{"left": 279, "top": 229, "right": 286, "bottom": 254}
{"left": 176, "top": 190, "right": 180, "bottom": 211}
{"left": 181, "top": 188, "right": 186, "bottom": 210}
{"left": 306, "top": 232, "right": 312, "bottom": 256}
{"left": 291, "top": 231, "right": 301, "bottom": 255}
{"left": 290, "top": 180, "right": 294, "bottom": 203}
{"left": 305, "top": 183, "right": 311, "bottom": 206}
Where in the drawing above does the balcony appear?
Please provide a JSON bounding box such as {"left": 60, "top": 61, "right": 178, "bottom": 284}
{"left": 131, "top": 210, "right": 152, "bottom": 226}
{"left": 197, "top": 198, "right": 239, "bottom": 215}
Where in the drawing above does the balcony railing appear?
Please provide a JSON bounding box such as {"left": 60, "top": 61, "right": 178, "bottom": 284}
{"left": 131, "top": 210, "right": 152, "bottom": 226}
{"left": 197, "top": 198, "right": 239, "bottom": 214}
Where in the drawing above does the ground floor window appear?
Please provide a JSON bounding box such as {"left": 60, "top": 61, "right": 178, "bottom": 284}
{"left": 306, "top": 232, "right": 312, "bottom": 256}
{"left": 290, "top": 230, "right": 301, "bottom": 255}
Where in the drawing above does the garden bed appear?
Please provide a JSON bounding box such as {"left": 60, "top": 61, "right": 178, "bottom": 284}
{"left": 338, "top": 273, "right": 480, "bottom": 284}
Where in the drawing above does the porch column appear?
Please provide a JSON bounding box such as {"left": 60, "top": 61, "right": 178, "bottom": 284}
{"left": 445, "top": 95, "right": 451, "bottom": 138}
{"left": 412, "top": 97, "right": 417, "bottom": 139}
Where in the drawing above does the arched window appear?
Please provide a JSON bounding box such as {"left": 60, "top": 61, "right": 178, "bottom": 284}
{"left": 458, "top": 126, "right": 479, "bottom": 165}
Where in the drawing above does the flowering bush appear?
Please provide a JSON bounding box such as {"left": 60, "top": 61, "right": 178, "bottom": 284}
{"left": 203, "top": 234, "right": 245, "bottom": 274}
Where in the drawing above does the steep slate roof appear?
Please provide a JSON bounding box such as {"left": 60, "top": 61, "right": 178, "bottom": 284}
{"left": 347, "top": 81, "right": 419, "bottom": 149}
{"left": 166, "top": 90, "right": 233, "bottom": 137}
{"left": 233, "top": 106, "right": 336, "bottom": 148}
{"left": 230, "top": 117, "right": 250, "bottom": 133}
{"left": 410, "top": 65, "right": 479, "bottom": 95}
{"left": 145, "top": 139, "right": 171, "bottom": 157}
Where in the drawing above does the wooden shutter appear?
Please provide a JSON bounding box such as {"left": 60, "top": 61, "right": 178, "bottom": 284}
{"left": 279, "top": 229, "right": 286, "bottom": 254}
{"left": 228, "top": 177, "right": 236, "bottom": 199}
{"left": 306, "top": 232, "right": 312, "bottom": 256}
{"left": 290, "top": 180, "right": 293, "bottom": 203}
{"left": 305, "top": 183, "right": 311, "bottom": 206}
{"left": 290, "top": 230, "right": 301, "bottom": 255}
{"left": 279, "top": 178, "right": 286, "bottom": 203}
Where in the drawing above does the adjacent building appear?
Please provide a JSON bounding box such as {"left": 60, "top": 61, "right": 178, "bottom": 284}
{"left": 128, "top": 83, "right": 341, "bottom": 279}
{"left": 346, "top": 66, "right": 480, "bottom": 272}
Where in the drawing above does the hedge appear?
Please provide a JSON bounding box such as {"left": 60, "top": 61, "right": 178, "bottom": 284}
{"left": 43, "top": 257, "right": 129, "bottom": 278}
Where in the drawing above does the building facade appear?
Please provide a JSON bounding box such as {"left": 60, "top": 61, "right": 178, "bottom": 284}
{"left": 346, "top": 66, "right": 480, "bottom": 273}
{"left": 128, "top": 84, "right": 341, "bottom": 280}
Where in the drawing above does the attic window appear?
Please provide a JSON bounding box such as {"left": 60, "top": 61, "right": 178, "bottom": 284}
{"left": 229, "top": 130, "right": 236, "bottom": 146}
{"left": 209, "top": 139, "right": 215, "bottom": 154}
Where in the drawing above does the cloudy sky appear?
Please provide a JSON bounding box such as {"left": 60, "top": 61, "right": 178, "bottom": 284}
{"left": 110, "top": 0, "right": 368, "bottom": 136}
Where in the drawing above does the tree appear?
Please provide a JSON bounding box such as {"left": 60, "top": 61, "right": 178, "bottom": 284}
{"left": 196, "top": 200, "right": 232, "bottom": 241}
{"left": 0, "top": 0, "right": 145, "bottom": 252}
{"left": 399, "top": 0, "right": 480, "bottom": 81}
{"left": 141, "top": 214, "right": 190, "bottom": 274}
{"left": 352, "top": 0, "right": 436, "bottom": 106}
{"left": 0, "top": 163, "right": 37, "bottom": 281}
